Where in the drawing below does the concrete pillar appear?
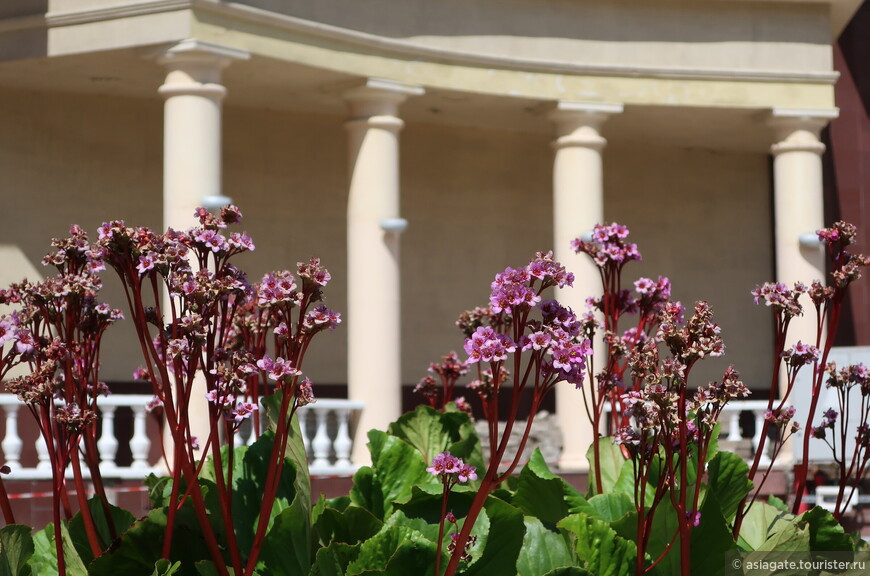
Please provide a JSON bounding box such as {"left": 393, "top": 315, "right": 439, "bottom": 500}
{"left": 549, "top": 101, "right": 623, "bottom": 472}
{"left": 769, "top": 108, "right": 838, "bottom": 372}
{"left": 158, "top": 39, "right": 249, "bottom": 225}
{"left": 344, "top": 79, "right": 423, "bottom": 465}
{"left": 157, "top": 39, "right": 248, "bottom": 458}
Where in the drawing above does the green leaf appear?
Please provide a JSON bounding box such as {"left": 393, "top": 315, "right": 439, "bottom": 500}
{"left": 345, "top": 524, "right": 438, "bottom": 576}
{"left": 799, "top": 506, "right": 853, "bottom": 552}
{"left": 387, "top": 405, "right": 483, "bottom": 469}
{"left": 68, "top": 497, "right": 136, "bottom": 563}
{"left": 257, "top": 493, "right": 312, "bottom": 576}
{"left": 767, "top": 495, "right": 788, "bottom": 512}
{"left": 349, "top": 466, "right": 384, "bottom": 519}
{"left": 645, "top": 500, "right": 681, "bottom": 576}
{"left": 30, "top": 522, "right": 86, "bottom": 576}
{"left": 313, "top": 505, "right": 384, "bottom": 547}
{"left": 88, "top": 506, "right": 211, "bottom": 576}
{"left": 513, "top": 449, "right": 594, "bottom": 528}
{"left": 309, "top": 542, "right": 360, "bottom": 576}
{"left": 707, "top": 451, "right": 753, "bottom": 523}
{"left": 516, "top": 517, "right": 574, "bottom": 576}
{"left": 585, "top": 439, "right": 629, "bottom": 497}
{"left": 690, "top": 491, "right": 740, "bottom": 576}
{"left": 145, "top": 473, "right": 174, "bottom": 509}
{"left": 0, "top": 525, "right": 34, "bottom": 576}
{"left": 461, "top": 497, "right": 526, "bottom": 576}
{"left": 542, "top": 569, "right": 594, "bottom": 576}
{"left": 737, "top": 502, "right": 795, "bottom": 551}
{"left": 353, "top": 429, "right": 435, "bottom": 520}
{"left": 558, "top": 512, "right": 637, "bottom": 576}
{"left": 151, "top": 558, "right": 182, "bottom": 576}
{"left": 587, "top": 493, "right": 635, "bottom": 524}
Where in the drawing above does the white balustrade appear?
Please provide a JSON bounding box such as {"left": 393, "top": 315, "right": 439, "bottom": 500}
{"left": 0, "top": 394, "right": 366, "bottom": 481}
{"left": 242, "top": 399, "right": 365, "bottom": 477}
{"left": 0, "top": 393, "right": 162, "bottom": 480}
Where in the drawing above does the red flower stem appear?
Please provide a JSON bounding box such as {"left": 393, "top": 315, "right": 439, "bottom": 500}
{"left": 434, "top": 481, "right": 449, "bottom": 576}
{"left": 0, "top": 477, "right": 14, "bottom": 525}
{"left": 70, "top": 445, "right": 102, "bottom": 558}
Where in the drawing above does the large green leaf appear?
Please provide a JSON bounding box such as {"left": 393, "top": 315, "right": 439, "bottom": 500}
{"left": 516, "top": 517, "right": 574, "bottom": 576}
{"left": 558, "top": 513, "right": 637, "bottom": 576}
{"left": 309, "top": 542, "right": 360, "bottom": 576}
{"left": 68, "top": 497, "right": 136, "bottom": 564}
{"left": 707, "top": 452, "right": 753, "bottom": 524}
{"left": 87, "top": 506, "right": 211, "bottom": 576}
{"left": 256, "top": 493, "right": 312, "bottom": 576}
{"left": 151, "top": 559, "right": 182, "bottom": 576}
{"left": 28, "top": 522, "right": 86, "bottom": 576}
{"left": 690, "top": 491, "right": 740, "bottom": 576}
{"left": 645, "top": 500, "right": 681, "bottom": 576}
{"left": 461, "top": 496, "right": 526, "bottom": 576}
{"left": 387, "top": 405, "right": 483, "bottom": 469}
{"left": 0, "top": 525, "right": 34, "bottom": 576}
{"left": 313, "top": 504, "right": 384, "bottom": 547}
{"left": 351, "top": 429, "right": 435, "bottom": 520}
{"left": 513, "top": 449, "right": 594, "bottom": 528}
{"left": 800, "top": 506, "right": 854, "bottom": 552}
{"left": 587, "top": 493, "right": 635, "bottom": 524}
{"left": 261, "top": 393, "right": 312, "bottom": 515}
{"left": 344, "top": 524, "right": 438, "bottom": 576}
{"left": 737, "top": 501, "right": 795, "bottom": 551}
{"left": 585, "top": 439, "right": 629, "bottom": 497}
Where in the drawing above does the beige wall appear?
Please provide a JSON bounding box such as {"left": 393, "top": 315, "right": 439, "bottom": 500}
{"left": 605, "top": 143, "right": 774, "bottom": 390}
{"left": 234, "top": 0, "right": 831, "bottom": 72}
{"left": 0, "top": 87, "right": 773, "bottom": 395}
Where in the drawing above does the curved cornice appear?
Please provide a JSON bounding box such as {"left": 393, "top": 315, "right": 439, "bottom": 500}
{"left": 6, "top": 0, "right": 840, "bottom": 85}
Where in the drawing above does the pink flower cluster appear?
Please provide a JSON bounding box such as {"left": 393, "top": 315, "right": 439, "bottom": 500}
{"left": 751, "top": 282, "right": 805, "bottom": 318}
{"left": 571, "top": 223, "right": 641, "bottom": 268}
{"left": 781, "top": 341, "right": 820, "bottom": 368}
{"left": 427, "top": 451, "right": 477, "bottom": 484}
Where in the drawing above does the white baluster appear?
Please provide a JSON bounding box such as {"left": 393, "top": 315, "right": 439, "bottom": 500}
{"left": 753, "top": 409, "right": 771, "bottom": 465}
{"left": 298, "top": 409, "right": 311, "bottom": 459}
{"left": 97, "top": 406, "right": 119, "bottom": 472}
{"left": 36, "top": 436, "right": 51, "bottom": 472}
{"left": 334, "top": 408, "right": 353, "bottom": 468}
{"left": 311, "top": 408, "right": 331, "bottom": 470}
{"left": 726, "top": 408, "right": 743, "bottom": 442}
{"left": 1, "top": 404, "right": 23, "bottom": 468}
{"left": 233, "top": 424, "right": 245, "bottom": 449}
{"left": 129, "top": 405, "right": 151, "bottom": 468}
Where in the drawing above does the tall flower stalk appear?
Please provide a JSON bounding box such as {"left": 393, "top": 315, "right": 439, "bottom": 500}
{"left": 572, "top": 223, "right": 670, "bottom": 493}
{"left": 443, "top": 251, "right": 590, "bottom": 576}
{"left": 1, "top": 225, "right": 123, "bottom": 574}
{"left": 95, "top": 207, "right": 339, "bottom": 576}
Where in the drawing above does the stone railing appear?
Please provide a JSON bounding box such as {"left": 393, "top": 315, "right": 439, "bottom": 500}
{"left": 0, "top": 394, "right": 364, "bottom": 480}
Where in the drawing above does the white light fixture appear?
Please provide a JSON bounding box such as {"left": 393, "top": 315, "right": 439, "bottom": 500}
{"left": 380, "top": 218, "right": 409, "bottom": 234}
{"left": 798, "top": 232, "right": 822, "bottom": 248}
{"left": 201, "top": 194, "right": 234, "bottom": 212}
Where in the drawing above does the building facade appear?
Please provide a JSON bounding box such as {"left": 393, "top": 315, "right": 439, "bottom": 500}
{"left": 0, "top": 0, "right": 862, "bottom": 470}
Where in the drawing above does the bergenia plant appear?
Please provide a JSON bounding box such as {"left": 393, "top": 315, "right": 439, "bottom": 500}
{"left": 617, "top": 301, "right": 746, "bottom": 575}
{"left": 808, "top": 362, "right": 870, "bottom": 520}
{"left": 95, "top": 206, "right": 338, "bottom": 576}
{"left": 1, "top": 225, "right": 123, "bottom": 573}
{"left": 441, "top": 251, "right": 591, "bottom": 576}
{"left": 572, "top": 223, "right": 671, "bottom": 494}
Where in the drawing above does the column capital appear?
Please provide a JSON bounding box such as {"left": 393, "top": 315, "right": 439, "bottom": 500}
{"left": 156, "top": 39, "right": 250, "bottom": 99}
{"left": 768, "top": 107, "right": 838, "bottom": 156}
{"left": 548, "top": 100, "right": 623, "bottom": 150}
{"left": 342, "top": 78, "right": 424, "bottom": 119}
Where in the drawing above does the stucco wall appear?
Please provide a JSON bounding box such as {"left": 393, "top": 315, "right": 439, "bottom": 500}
{"left": 0, "top": 87, "right": 774, "bottom": 394}
{"left": 234, "top": 0, "right": 832, "bottom": 72}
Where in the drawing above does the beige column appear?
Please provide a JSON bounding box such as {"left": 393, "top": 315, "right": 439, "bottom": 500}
{"left": 549, "top": 101, "right": 623, "bottom": 472}
{"left": 344, "top": 79, "right": 423, "bottom": 464}
{"left": 157, "top": 40, "right": 249, "bottom": 458}
{"left": 158, "top": 39, "right": 249, "bottom": 225}
{"left": 769, "top": 108, "right": 838, "bottom": 380}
